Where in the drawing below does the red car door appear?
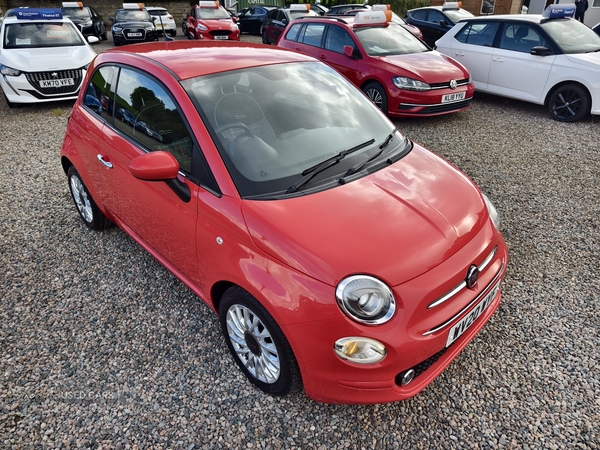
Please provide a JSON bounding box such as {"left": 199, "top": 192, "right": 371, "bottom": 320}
{"left": 92, "top": 66, "right": 201, "bottom": 284}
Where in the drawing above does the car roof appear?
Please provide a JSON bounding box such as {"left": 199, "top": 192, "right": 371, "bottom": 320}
{"left": 102, "top": 41, "right": 317, "bottom": 80}
{"left": 146, "top": 7, "right": 167, "bottom": 11}
{"left": 456, "top": 13, "right": 546, "bottom": 23}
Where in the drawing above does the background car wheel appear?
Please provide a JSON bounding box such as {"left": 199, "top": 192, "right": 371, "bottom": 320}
{"left": 170, "top": 30, "right": 177, "bottom": 37}
{"left": 101, "top": 32, "right": 107, "bottom": 40}
{"left": 67, "top": 166, "right": 111, "bottom": 231}
{"left": 362, "top": 82, "right": 388, "bottom": 113}
{"left": 547, "top": 84, "right": 590, "bottom": 123}
{"left": 262, "top": 29, "right": 269, "bottom": 44}
{"left": 219, "top": 287, "right": 302, "bottom": 397}
{"left": 188, "top": 30, "right": 196, "bottom": 40}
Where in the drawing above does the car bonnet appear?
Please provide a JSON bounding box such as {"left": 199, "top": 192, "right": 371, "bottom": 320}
{"left": 377, "top": 51, "right": 468, "bottom": 82}
{"left": 240, "top": 144, "right": 488, "bottom": 287}
{"left": 0, "top": 45, "right": 96, "bottom": 71}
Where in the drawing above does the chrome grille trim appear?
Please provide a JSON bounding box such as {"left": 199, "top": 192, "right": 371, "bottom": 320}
{"left": 423, "top": 260, "right": 504, "bottom": 336}
{"left": 428, "top": 247, "right": 497, "bottom": 309}
{"left": 429, "top": 78, "right": 471, "bottom": 90}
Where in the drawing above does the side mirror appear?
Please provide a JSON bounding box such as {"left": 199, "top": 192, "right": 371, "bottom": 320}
{"left": 282, "top": 18, "right": 288, "bottom": 24}
{"left": 129, "top": 151, "right": 179, "bottom": 181}
{"left": 439, "top": 20, "right": 448, "bottom": 27}
{"left": 109, "top": 17, "right": 114, "bottom": 23}
{"left": 87, "top": 36, "right": 99, "bottom": 44}
{"left": 531, "top": 46, "right": 550, "bottom": 56}
{"left": 343, "top": 45, "right": 355, "bottom": 58}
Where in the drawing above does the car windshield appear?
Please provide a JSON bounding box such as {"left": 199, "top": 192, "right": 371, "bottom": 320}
{"left": 541, "top": 18, "right": 600, "bottom": 54}
{"left": 149, "top": 10, "right": 169, "bottom": 16}
{"left": 3, "top": 22, "right": 85, "bottom": 48}
{"left": 443, "top": 8, "right": 474, "bottom": 23}
{"left": 355, "top": 24, "right": 428, "bottom": 56}
{"left": 62, "top": 7, "right": 91, "bottom": 19}
{"left": 182, "top": 62, "right": 406, "bottom": 198}
{"left": 115, "top": 10, "right": 150, "bottom": 21}
{"left": 198, "top": 8, "right": 231, "bottom": 19}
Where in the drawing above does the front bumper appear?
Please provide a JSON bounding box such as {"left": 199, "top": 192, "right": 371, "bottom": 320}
{"left": 283, "top": 222, "right": 508, "bottom": 404}
{"left": 387, "top": 80, "right": 475, "bottom": 118}
{"left": 1, "top": 68, "right": 85, "bottom": 104}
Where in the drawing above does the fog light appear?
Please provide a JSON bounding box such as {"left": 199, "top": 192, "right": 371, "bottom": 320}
{"left": 400, "top": 369, "right": 415, "bottom": 386}
{"left": 334, "top": 337, "right": 386, "bottom": 364}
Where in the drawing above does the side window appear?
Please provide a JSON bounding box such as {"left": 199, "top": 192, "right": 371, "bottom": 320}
{"left": 301, "top": 23, "right": 325, "bottom": 47}
{"left": 499, "top": 24, "right": 545, "bottom": 53}
{"left": 411, "top": 10, "right": 428, "bottom": 21}
{"left": 285, "top": 23, "right": 303, "bottom": 41}
{"left": 114, "top": 68, "right": 194, "bottom": 173}
{"left": 266, "top": 10, "right": 276, "bottom": 21}
{"left": 324, "top": 25, "right": 355, "bottom": 54}
{"left": 84, "top": 65, "right": 116, "bottom": 122}
{"left": 455, "top": 22, "right": 499, "bottom": 46}
{"left": 428, "top": 10, "right": 445, "bottom": 25}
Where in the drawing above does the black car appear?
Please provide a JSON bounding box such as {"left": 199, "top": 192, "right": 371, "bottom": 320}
{"left": 404, "top": 3, "right": 474, "bottom": 47}
{"left": 238, "top": 5, "right": 275, "bottom": 34}
{"left": 261, "top": 6, "right": 318, "bottom": 44}
{"left": 110, "top": 6, "right": 158, "bottom": 46}
{"left": 61, "top": 3, "right": 107, "bottom": 40}
{"left": 325, "top": 3, "right": 368, "bottom": 15}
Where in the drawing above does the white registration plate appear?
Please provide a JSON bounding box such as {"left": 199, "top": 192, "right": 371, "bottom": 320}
{"left": 127, "top": 32, "right": 143, "bottom": 37}
{"left": 40, "top": 78, "right": 74, "bottom": 88}
{"left": 214, "top": 35, "right": 228, "bottom": 40}
{"left": 445, "top": 282, "right": 500, "bottom": 347}
{"left": 442, "top": 91, "right": 466, "bottom": 103}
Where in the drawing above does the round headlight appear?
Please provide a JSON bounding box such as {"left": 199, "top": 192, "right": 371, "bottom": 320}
{"left": 482, "top": 193, "right": 500, "bottom": 230}
{"left": 335, "top": 275, "right": 396, "bottom": 325}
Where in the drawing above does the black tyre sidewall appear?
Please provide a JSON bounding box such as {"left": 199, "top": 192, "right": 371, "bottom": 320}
{"left": 363, "top": 82, "right": 388, "bottom": 114}
{"left": 67, "top": 165, "right": 109, "bottom": 231}
{"left": 219, "top": 287, "right": 299, "bottom": 397}
{"left": 548, "top": 84, "right": 589, "bottom": 123}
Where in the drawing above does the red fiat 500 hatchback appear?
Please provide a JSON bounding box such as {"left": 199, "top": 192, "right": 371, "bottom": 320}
{"left": 61, "top": 40, "right": 507, "bottom": 404}
{"left": 277, "top": 10, "right": 474, "bottom": 118}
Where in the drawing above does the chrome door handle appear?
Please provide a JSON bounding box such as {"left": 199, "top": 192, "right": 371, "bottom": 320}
{"left": 96, "top": 154, "right": 113, "bottom": 168}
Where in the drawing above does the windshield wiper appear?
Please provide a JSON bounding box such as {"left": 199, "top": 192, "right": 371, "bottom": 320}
{"left": 285, "top": 138, "right": 375, "bottom": 194}
{"left": 342, "top": 126, "right": 401, "bottom": 178}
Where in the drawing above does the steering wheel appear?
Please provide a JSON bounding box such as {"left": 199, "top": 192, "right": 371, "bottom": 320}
{"left": 215, "top": 122, "right": 252, "bottom": 135}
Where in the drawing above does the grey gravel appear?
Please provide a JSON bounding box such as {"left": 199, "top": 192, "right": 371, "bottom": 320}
{"left": 1, "top": 35, "right": 599, "bottom": 449}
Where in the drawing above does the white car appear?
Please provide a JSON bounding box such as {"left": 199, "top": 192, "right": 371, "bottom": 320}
{"left": 146, "top": 7, "right": 177, "bottom": 37}
{"left": 0, "top": 7, "right": 97, "bottom": 108}
{"left": 435, "top": 4, "right": 600, "bottom": 122}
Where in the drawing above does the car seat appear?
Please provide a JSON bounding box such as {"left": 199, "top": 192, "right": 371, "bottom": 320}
{"left": 213, "top": 73, "right": 276, "bottom": 148}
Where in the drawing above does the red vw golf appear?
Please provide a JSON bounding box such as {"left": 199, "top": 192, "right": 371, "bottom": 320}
{"left": 277, "top": 10, "right": 474, "bottom": 117}
{"left": 61, "top": 40, "right": 507, "bottom": 404}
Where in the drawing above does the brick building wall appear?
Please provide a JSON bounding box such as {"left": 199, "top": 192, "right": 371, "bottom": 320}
{"left": 429, "top": 0, "right": 524, "bottom": 15}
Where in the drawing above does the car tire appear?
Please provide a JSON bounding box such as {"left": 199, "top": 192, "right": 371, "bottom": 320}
{"left": 262, "top": 28, "right": 269, "bottom": 44}
{"left": 362, "top": 82, "right": 388, "bottom": 113}
{"left": 547, "top": 83, "right": 590, "bottom": 123}
{"left": 219, "top": 286, "right": 302, "bottom": 397}
{"left": 101, "top": 32, "right": 107, "bottom": 40}
{"left": 170, "top": 30, "right": 177, "bottom": 37}
{"left": 67, "top": 166, "right": 111, "bottom": 231}
{"left": 188, "top": 30, "right": 196, "bottom": 40}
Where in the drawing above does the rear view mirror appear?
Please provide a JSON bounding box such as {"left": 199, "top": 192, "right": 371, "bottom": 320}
{"left": 129, "top": 151, "right": 179, "bottom": 181}
{"left": 531, "top": 46, "right": 550, "bottom": 56}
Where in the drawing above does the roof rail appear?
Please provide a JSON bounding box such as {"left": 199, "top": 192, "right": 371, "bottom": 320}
{"left": 294, "top": 15, "right": 348, "bottom": 23}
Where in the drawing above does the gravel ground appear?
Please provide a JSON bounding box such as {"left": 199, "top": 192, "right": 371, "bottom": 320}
{"left": 1, "top": 35, "right": 599, "bottom": 449}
